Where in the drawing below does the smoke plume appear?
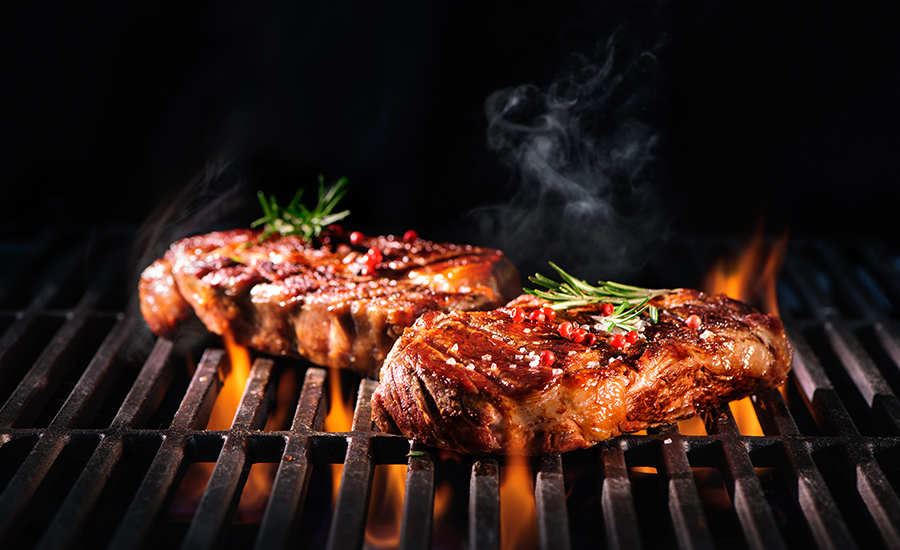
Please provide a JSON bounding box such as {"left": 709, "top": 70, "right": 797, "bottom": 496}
{"left": 474, "top": 31, "right": 670, "bottom": 281}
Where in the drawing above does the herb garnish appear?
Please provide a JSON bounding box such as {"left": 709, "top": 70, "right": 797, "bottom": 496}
{"left": 525, "top": 262, "right": 671, "bottom": 332}
{"left": 251, "top": 175, "right": 350, "bottom": 242}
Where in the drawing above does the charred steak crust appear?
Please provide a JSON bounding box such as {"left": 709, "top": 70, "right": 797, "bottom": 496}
{"left": 372, "top": 289, "right": 793, "bottom": 455}
{"left": 139, "top": 228, "right": 520, "bottom": 377}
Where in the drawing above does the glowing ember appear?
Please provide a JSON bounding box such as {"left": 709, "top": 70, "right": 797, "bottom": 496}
{"left": 704, "top": 223, "right": 790, "bottom": 436}
{"left": 500, "top": 456, "right": 538, "bottom": 550}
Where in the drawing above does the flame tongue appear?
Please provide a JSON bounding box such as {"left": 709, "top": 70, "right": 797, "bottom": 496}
{"left": 703, "top": 224, "right": 789, "bottom": 436}
{"left": 365, "top": 465, "right": 407, "bottom": 549}
{"left": 170, "top": 332, "right": 279, "bottom": 522}
{"left": 500, "top": 455, "right": 538, "bottom": 550}
{"left": 704, "top": 224, "right": 788, "bottom": 316}
{"left": 324, "top": 368, "right": 353, "bottom": 509}
{"left": 208, "top": 331, "right": 252, "bottom": 430}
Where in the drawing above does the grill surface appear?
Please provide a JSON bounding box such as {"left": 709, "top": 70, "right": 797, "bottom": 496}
{"left": 1, "top": 225, "right": 900, "bottom": 549}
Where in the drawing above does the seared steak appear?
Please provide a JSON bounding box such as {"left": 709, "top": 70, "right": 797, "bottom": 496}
{"left": 372, "top": 290, "right": 793, "bottom": 454}
{"left": 139, "top": 228, "right": 520, "bottom": 377}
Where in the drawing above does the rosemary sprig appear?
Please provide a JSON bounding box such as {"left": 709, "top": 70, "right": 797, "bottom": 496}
{"left": 251, "top": 175, "right": 350, "bottom": 242}
{"left": 525, "top": 262, "right": 670, "bottom": 332}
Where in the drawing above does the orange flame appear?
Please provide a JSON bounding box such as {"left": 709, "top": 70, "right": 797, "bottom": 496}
{"left": 365, "top": 464, "right": 407, "bottom": 549}
{"left": 433, "top": 480, "right": 453, "bottom": 525}
{"left": 324, "top": 368, "right": 354, "bottom": 505}
{"left": 500, "top": 456, "right": 537, "bottom": 550}
{"left": 677, "top": 416, "right": 707, "bottom": 436}
{"left": 169, "top": 333, "right": 279, "bottom": 522}
{"left": 431, "top": 479, "right": 462, "bottom": 548}
{"left": 363, "top": 459, "right": 457, "bottom": 548}
{"left": 324, "top": 368, "right": 353, "bottom": 432}
{"left": 704, "top": 224, "right": 789, "bottom": 436}
{"left": 704, "top": 223, "right": 788, "bottom": 317}
{"left": 208, "top": 332, "right": 252, "bottom": 430}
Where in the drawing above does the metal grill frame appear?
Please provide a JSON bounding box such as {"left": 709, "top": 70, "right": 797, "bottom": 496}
{"left": 1, "top": 227, "right": 900, "bottom": 550}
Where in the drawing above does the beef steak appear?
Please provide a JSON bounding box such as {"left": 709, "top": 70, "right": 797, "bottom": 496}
{"left": 139, "top": 228, "right": 520, "bottom": 377}
{"left": 372, "top": 290, "right": 793, "bottom": 454}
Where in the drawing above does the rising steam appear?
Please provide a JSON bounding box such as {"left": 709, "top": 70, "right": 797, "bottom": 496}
{"left": 474, "top": 32, "right": 670, "bottom": 281}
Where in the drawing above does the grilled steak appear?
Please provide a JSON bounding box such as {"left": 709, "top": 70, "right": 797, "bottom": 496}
{"left": 372, "top": 289, "right": 793, "bottom": 454}
{"left": 139, "top": 228, "right": 520, "bottom": 377}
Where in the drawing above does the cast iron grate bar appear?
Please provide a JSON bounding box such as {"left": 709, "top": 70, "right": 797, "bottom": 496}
{"left": 469, "top": 458, "right": 500, "bottom": 550}
{"left": 34, "top": 336, "right": 174, "bottom": 550}
{"left": 655, "top": 424, "right": 715, "bottom": 550}
{"left": 181, "top": 357, "right": 276, "bottom": 550}
{"left": 253, "top": 367, "right": 325, "bottom": 550}
{"left": 0, "top": 238, "right": 123, "bottom": 428}
{"left": 783, "top": 247, "right": 900, "bottom": 548}
{"left": 109, "top": 348, "right": 225, "bottom": 550}
{"left": 705, "top": 407, "right": 786, "bottom": 550}
{"left": 3, "top": 228, "right": 900, "bottom": 549}
{"left": 599, "top": 439, "right": 642, "bottom": 550}
{"left": 533, "top": 453, "right": 571, "bottom": 550}
{"left": 326, "top": 379, "right": 379, "bottom": 550}
{"left": 0, "top": 287, "right": 137, "bottom": 542}
{"left": 399, "top": 445, "right": 435, "bottom": 550}
{"left": 778, "top": 325, "right": 860, "bottom": 549}
{"left": 814, "top": 241, "right": 900, "bottom": 433}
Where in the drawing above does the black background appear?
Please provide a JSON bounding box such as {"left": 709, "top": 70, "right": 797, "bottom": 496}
{"left": 2, "top": 1, "right": 898, "bottom": 251}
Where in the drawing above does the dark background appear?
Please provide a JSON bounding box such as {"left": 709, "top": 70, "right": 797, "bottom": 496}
{"left": 2, "top": 1, "right": 897, "bottom": 252}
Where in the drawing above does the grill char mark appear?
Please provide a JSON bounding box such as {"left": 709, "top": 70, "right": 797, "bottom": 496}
{"left": 138, "top": 228, "right": 520, "bottom": 378}
{"left": 373, "top": 289, "right": 793, "bottom": 455}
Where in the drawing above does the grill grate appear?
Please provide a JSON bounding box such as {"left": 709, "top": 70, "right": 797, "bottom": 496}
{"left": 1, "top": 226, "right": 900, "bottom": 549}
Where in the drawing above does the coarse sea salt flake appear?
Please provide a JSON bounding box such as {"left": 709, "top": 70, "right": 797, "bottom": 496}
{"left": 450, "top": 343, "right": 459, "bottom": 352}
{"left": 446, "top": 358, "right": 457, "bottom": 365}
{"left": 699, "top": 330, "right": 714, "bottom": 340}
{"left": 529, "top": 359, "right": 539, "bottom": 367}
{"left": 587, "top": 361, "right": 599, "bottom": 368}
{"left": 482, "top": 354, "right": 492, "bottom": 361}
{"left": 524, "top": 328, "right": 531, "bottom": 333}
{"left": 552, "top": 368, "right": 563, "bottom": 375}
{"left": 466, "top": 363, "right": 475, "bottom": 371}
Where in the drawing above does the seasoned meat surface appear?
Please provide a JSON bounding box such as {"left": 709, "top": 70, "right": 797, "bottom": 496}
{"left": 139, "top": 228, "right": 520, "bottom": 377}
{"left": 372, "top": 290, "right": 793, "bottom": 455}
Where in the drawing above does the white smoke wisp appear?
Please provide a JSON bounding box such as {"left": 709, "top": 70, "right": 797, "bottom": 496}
{"left": 474, "top": 33, "right": 670, "bottom": 281}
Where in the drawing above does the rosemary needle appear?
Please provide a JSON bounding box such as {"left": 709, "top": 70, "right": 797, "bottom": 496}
{"left": 251, "top": 175, "right": 350, "bottom": 242}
